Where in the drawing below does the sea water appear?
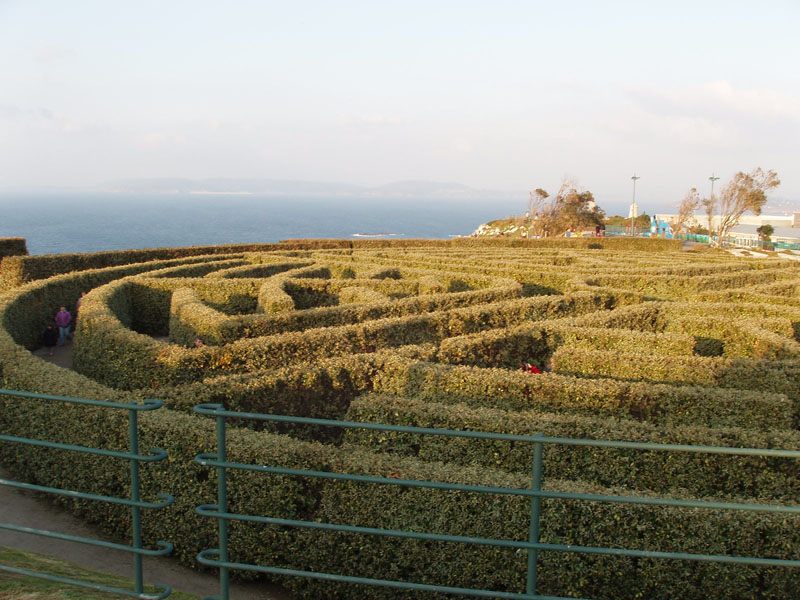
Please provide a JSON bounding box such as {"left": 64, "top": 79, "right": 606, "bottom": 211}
{"left": 0, "top": 193, "right": 522, "bottom": 255}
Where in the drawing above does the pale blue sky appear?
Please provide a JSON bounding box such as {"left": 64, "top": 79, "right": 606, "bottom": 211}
{"left": 1, "top": 0, "right": 798, "bottom": 212}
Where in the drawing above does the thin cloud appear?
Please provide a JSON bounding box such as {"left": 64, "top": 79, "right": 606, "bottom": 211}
{"left": 337, "top": 114, "right": 409, "bottom": 127}
{"left": 628, "top": 80, "right": 800, "bottom": 123}
{"left": 33, "top": 44, "right": 72, "bottom": 63}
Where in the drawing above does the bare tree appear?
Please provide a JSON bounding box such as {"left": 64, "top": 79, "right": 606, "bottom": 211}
{"left": 716, "top": 168, "right": 780, "bottom": 245}
{"left": 702, "top": 194, "right": 716, "bottom": 243}
{"left": 528, "top": 188, "right": 549, "bottom": 218}
{"left": 527, "top": 188, "right": 550, "bottom": 237}
{"left": 669, "top": 188, "right": 700, "bottom": 237}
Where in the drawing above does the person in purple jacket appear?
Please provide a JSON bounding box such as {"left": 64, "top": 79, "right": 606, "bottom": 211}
{"left": 54, "top": 306, "right": 72, "bottom": 346}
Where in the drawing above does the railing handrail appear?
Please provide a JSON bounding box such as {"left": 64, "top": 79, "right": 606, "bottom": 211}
{"left": 193, "top": 403, "right": 800, "bottom": 458}
{"left": 0, "top": 388, "right": 174, "bottom": 600}
{"left": 193, "top": 403, "right": 800, "bottom": 600}
{"left": 0, "top": 388, "right": 163, "bottom": 411}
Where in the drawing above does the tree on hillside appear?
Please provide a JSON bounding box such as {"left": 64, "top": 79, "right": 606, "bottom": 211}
{"left": 559, "top": 188, "right": 605, "bottom": 231}
{"left": 756, "top": 224, "right": 774, "bottom": 248}
{"left": 528, "top": 180, "right": 605, "bottom": 237}
{"left": 669, "top": 188, "right": 700, "bottom": 237}
{"left": 606, "top": 214, "right": 650, "bottom": 229}
{"left": 715, "top": 168, "right": 780, "bottom": 246}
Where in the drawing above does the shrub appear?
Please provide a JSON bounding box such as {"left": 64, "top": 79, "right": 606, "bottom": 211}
{"left": 344, "top": 393, "right": 800, "bottom": 499}
{"left": 337, "top": 286, "right": 390, "bottom": 304}
{"left": 0, "top": 237, "right": 27, "bottom": 258}
{"left": 257, "top": 278, "right": 296, "bottom": 314}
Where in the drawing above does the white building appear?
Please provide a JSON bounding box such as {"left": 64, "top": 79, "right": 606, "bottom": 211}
{"left": 717, "top": 224, "right": 800, "bottom": 248}
{"left": 655, "top": 212, "right": 800, "bottom": 230}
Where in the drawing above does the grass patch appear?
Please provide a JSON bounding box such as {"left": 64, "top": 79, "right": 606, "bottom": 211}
{"left": 0, "top": 547, "right": 199, "bottom": 600}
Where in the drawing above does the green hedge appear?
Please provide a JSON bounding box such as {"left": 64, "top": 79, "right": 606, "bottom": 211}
{"left": 582, "top": 266, "right": 799, "bottom": 301}
{"left": 169, "top": 288, "right": 230, "bottom": 346}
{"left": 287, "top": 461, "right": 799, "bottom": 600}
{"left": 280, "top": 236, "right": 683, "bottom": 252}
{"left": 0, "top": 255, "right": 237, "bottom": 350}
{"left": 170, "top": 280, "right": 522, "bottom": 343}
{"left": 6, "top": 349, "right": 795, "bottom": 600}
{"left": 145, "top": 258, "right": 249, "bottom": 278}
{"left": 163, "top": 349, "right": 794, "bottom": 431}
{"left": 2, "top": 247, "right": 800, "bottom": 599}
{"left": 436, "top": 321, "right": 694, "bottom": 370}
{"left": 550, "top": 346, "right": 800, "bottom": 423}
{"left": 131, "top": 276, "right": 269, "bottom": 319}
{"left": 257, "top": 278, "right": 296, "bottom": 314}
{"left": 205, "top": 259, "right": 314, "bottom": 279}
{"left": 344, "top": 393, "right": 800, "bottom": 499}
{"left": 663, "top": 317, "right": 800, "bottom": 359}
{"left": 0, "top": 237, "right": 27, "bottom": 258}
{"left": 76, "top": 289, "right": 623, "bottom": 389}
{"left": 337, "top": 286, "right": 390, "bottom": 304}
{"left": 376, "top": 360, "right": 793, "bottom": 430}
{"left": 0, "top": 244, "right": 285, "bottom": 290}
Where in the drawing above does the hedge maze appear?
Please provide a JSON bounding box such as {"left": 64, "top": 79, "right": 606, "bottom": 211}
{"left": 1, "top": 239, "right": 799, "bottom": 599}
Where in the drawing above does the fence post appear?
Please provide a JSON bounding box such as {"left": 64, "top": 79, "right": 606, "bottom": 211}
{"left": 128, "top": 405, "right": 144, "bottom": 595}
{"left": 215, "top": 406, "right": 230, "bottom": 600}
{"left": 526, "top": 434, "right": 544, "bottom": 596}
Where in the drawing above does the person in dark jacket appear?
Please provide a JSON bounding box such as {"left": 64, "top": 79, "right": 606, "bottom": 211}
{"left": 43, "top": 324, "right": 58, "bottom": 355}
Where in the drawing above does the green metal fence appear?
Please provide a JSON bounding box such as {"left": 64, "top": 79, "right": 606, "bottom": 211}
{"left": 0, "top": 388, "right": 175, "bottom": 600}
{"left": 193, "top": 403, "right": 800, "bottom": 600}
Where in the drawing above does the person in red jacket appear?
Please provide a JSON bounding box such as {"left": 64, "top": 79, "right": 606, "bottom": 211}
{"left": 520, "top": 362, "right": 541, "bottom": 374}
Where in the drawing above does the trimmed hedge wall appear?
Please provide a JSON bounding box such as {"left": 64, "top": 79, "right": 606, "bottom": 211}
{"left": 2, "top": 243, "right": 800, "bottom": 600}
{"left": 3, "top": 383, "right": 795, "bottom": 600}
{"left": 169, "top": 288, "right": 230, "bottom": 346}
{"left": 343, "top": 393, "right": 800, "bottom": 499}
{"left": 436, "top": 320, "right": 695, "bottom": 370}
{"left": 551, "top": 346, "right": 800, "bottom": 423}
{"left": 0, "top": 244, "right": 284, "bottom": 290}
{"left": 0, "top": 237, "right": 28, "bottom": 258}
{"left": 370, "top": 360, "right": 793, "bottom": 430}
{"left": 257, "top": 278, "right": 296, "bottom": 314}
{"left": 153, "top": 348, "right": 794, "bottom": 431}
{"left": 0, "top": 254, "right": 238, "bottom": 349}
{"left": 75, "top": 288, "right": 625, "bottom": 389}
{"left": 282, "top": 236, "right": 683, "bottom": 252}
{"left": 582, "top": 266, "right": 799, "bottom": 301}
{"left": 338, "top": 286, "right": 390, "bottom": 304}
{"left": 169, "top": 279, "right": 523, "bottom": 343}
{"left": 206, "top": 260, "right": 314, "bottom": 279}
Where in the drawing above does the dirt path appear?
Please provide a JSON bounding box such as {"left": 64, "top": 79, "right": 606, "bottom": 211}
{"left": 0, "top": 466, "right": 291, "bottom": 599}
{"left": 31, "top": 339, "right": 74, "bottom": 369}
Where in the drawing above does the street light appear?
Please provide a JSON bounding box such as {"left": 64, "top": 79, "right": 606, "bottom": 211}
{"left": 630, "top": 174, "right": 640, "bottom": 236}
{"left": 708, "top": 174, "right": 720, "bottom": 244}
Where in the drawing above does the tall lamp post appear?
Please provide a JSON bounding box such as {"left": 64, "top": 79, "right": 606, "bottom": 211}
{"left": 708, "top": 174, "right": 720, "bottom": 244}
{"left": 630, "top": 174, "right": 640, "bottom": 236}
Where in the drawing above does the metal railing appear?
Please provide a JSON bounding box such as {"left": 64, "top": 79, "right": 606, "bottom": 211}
{"left": 193, "top": 403, "right": 800, "bottom": 600}
{"left": 0, "top": 388, "right": 175, "bottom": 599}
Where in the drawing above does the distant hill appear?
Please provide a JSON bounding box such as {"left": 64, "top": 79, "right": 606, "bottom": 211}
{"left": 96, "top": 178, "right": 523, "bottom": 200}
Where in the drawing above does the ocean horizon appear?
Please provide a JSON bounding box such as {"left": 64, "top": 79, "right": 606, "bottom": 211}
{"left": 0, "top": 192, "right": 523, "bottom": 255}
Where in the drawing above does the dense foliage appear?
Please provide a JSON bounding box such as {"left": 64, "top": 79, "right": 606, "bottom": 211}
{"left": 1, "top": 239, "right": 799, "bottom": 600}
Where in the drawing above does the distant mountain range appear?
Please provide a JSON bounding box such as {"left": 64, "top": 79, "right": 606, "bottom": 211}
{"left": 95, "top": 178, "right": 524, "bottom": 200}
